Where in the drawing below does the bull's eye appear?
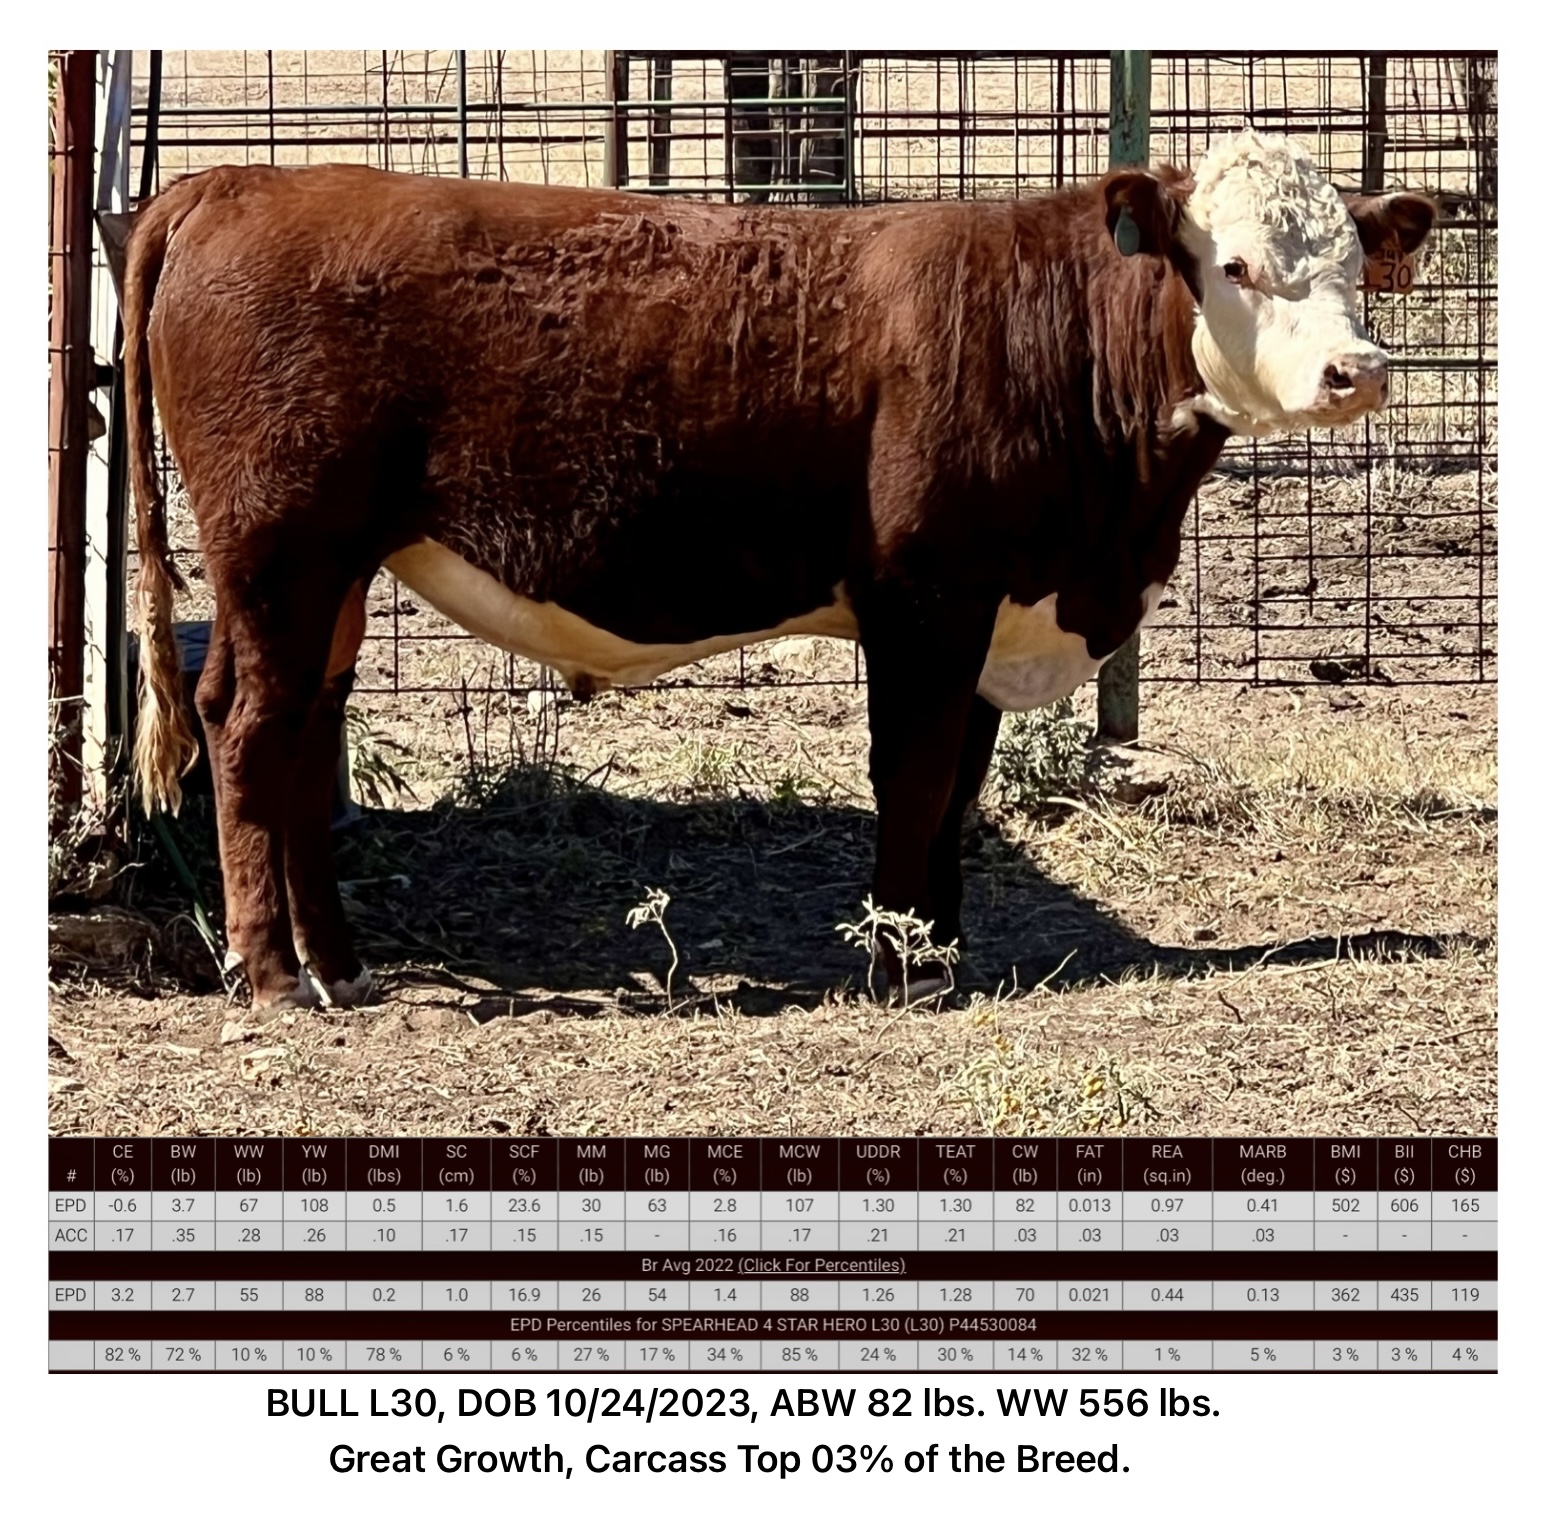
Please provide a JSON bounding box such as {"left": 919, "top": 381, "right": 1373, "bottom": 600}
{"left": 1223, "top": 258, "right": 1249, "bottom": 284}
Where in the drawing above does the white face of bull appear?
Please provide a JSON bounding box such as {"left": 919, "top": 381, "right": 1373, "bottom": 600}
{"left": 1175, "top": 132, "right": 1426, "bottom": 436}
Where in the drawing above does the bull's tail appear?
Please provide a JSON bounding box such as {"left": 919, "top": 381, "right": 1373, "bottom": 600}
{"left": 124, "top": 190, "right": 200, "bottom": 814}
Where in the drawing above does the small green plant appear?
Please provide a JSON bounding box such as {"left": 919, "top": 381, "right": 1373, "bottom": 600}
{"left": 345, "top": 706, "right": 416, "bottom": 809}
{"left": 770, "top": 772, "right": 810, "bottom": 807}
{"left": 837, "top": 895, "right": 960, "bottom": 1004}
{"left": 666, "top": 738, "right": 754, "bottom": 800}
{"left": 956, "top": 1010, "right": 1158, "bottom": 1135}
{"left": 626, "top": 886, "right": 680, "bottom": 1008}
{"left": 991, "top": 698, "right": 1095, "bottom": 812}
{"left": 447, "top": 675, "right": 576, "bottom": 810}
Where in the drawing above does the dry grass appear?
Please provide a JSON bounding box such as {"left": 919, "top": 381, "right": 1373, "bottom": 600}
{"left": 1010, "top": 698, "right": 1494, "bottom": 958}
{"left": 46, "top": 945, "right": 1493, "bottom": 1139}
{"left": 49, "top": 673, "right": 1495, "bottom": 1140}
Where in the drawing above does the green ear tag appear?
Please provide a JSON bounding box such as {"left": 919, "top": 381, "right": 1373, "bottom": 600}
{"left": 1115, "top": 204, "right": 1141, "bottom": 256}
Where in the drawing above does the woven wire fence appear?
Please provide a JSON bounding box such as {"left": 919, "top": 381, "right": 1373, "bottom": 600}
{"left": 131, "top": 50, "right": 1496, "bottom": 701}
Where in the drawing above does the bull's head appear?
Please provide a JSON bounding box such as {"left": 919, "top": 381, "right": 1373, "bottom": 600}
{"left": 1104, "top": 130, "right": 1436, "bottom": 436}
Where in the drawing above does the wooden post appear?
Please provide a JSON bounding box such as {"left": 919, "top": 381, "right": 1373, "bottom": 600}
{"left": 48, "top": 50, "right": 96, "bottom": 812}
{"left": 1096, "top": 50, "right": 1151, "bottom": 744}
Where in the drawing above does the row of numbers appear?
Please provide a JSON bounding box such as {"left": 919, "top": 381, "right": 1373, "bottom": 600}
{"left": 48, "top": 1338, "right": 1499, "bottom": 1373}
{"left": 49, "top": 1276, "right": 1494, "bottom": 1313}
{"left": 55, "top": 1190, "right": 1496, "bottom": 1222}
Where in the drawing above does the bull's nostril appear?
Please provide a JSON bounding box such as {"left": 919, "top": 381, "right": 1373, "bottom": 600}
{"left": 1324, "top": 364, "right": 1352, "bottom": 391}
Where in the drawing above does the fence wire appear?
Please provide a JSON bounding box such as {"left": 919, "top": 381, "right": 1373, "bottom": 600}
{"left": 130, "top": 50, "right": 1496, "bottom": 696}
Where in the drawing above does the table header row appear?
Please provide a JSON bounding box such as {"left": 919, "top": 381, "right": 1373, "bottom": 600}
{"left": 48, "top": 1136, "right": 1497, "bottom": 1192}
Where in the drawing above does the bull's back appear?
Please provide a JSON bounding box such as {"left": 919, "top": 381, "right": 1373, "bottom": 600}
{"left": 151, "top": 164, "right": 875, "bottom": 419}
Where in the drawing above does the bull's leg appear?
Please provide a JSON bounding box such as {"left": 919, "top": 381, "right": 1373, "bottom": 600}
{"left": 194, "top": 617, "right": 293, "bottom": 996}
{"left": 858, "top": 584, "right": 997, "bottom": 1000}
{"left": 195, "top": 613, "right": 236, "bottom": 847}
{"left": 197, "top": 572, "right": 348, "bottom": 1010}
{"left": 926, "top": 695, "right": 1003, "bottom": 953}
{"left": 282, "top": 584, "right": 371, "bottom": 1007}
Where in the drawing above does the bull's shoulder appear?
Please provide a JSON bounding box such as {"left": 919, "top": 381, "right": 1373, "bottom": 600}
{"left": 854, "top": 183, "right": 1107, "bottom": 276}
{"left": 847, "top": 187, "right": 1104, "bottom": 333}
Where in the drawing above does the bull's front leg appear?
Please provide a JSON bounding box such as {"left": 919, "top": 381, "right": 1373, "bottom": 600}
{"left": 926, "top": 694, "right": 1003, "bottom": 953}
{"left": 857, "top": 581, "right": 998, "bottom": 1000}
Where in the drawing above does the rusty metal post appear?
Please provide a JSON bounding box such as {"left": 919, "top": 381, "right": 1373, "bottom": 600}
{"left": 841, "top": 50, "right": 857, "bottom": 204}
{"left": 1466, "top": 54, "right": 1497, "bottom": 205}
{"left": 1097, "top": 50, "right": 1150, "bottom": 743}
{"left": 48, "top": 50, "right": 96, "bottom": 812}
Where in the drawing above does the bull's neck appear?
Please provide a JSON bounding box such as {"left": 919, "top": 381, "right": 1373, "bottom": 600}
{"left": 1110, "top": 250, "right": 1209, "bottom": 429}
{"left": 1098, "top": 242, "right": 1232, "bottom": 498}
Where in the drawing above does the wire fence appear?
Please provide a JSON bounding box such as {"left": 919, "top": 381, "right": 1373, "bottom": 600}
{"left": 130, "top": 50, "right": 1496, "bottom": 698}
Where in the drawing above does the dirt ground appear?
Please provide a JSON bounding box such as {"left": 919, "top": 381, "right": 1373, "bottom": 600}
{"left": 48, "top": 669, "right": 1496, "bottom": 1140}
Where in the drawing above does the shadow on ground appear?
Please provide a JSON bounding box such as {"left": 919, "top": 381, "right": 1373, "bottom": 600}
{"left": 210, "top": 764, "right": 1488, "bottom": 1022}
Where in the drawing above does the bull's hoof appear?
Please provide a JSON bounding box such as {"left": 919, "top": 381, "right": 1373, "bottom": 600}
{"left": 251, "top": 976, "right": 322, "bottom": 1015}
{"left": 302, "top": 964, "right": 376, "bottom": 1009}
{"left": 885, "top": 969, "right": 955, "bottom": 1005}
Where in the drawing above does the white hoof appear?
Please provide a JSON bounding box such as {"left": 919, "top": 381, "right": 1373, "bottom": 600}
{"left": 253, "top": 976, "right": 321, "bottom": 1017}
{"left": 303, "top": 964, "right": 375, "bottom": 1009}
{"left": 893, "top": 971, "right": 953, "bottom": 1005}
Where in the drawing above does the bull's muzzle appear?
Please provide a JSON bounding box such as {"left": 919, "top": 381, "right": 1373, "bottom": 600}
{"left": 1320, "top": 353, "right": 1390, "bottom": 417}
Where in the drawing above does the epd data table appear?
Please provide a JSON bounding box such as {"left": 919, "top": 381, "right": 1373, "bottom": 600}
{"left": 47, "top": 1135, "right": 1495, "bottom": 1373}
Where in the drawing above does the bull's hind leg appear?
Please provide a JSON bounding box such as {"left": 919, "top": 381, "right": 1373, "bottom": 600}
{"left": 283, "top": 582, "right": 372, "bottom": 1006}
{"left": 196, "top": 610, "right": 306, "bottom": 1007}
{"left": 857, "top": 582, "right": 997, "bottom": 1000}
{"left": 197, "top": 566, "right": 354, "bottom": 1009}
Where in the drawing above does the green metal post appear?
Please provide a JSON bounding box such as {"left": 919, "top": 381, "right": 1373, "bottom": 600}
{"left": 1097, "top": 50, "right": 1151, "bottom": 744}
{"left": 604, "top": 52, "right": 629, "bottom": 189}
{"left": 1107, "top": 49, "right": 1150, "bottom": 168}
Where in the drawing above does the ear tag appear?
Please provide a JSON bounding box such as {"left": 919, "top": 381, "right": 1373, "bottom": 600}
{"left": 1114, "top": 205, "right": 1141, "bottom": 257}
{"left": 1360, "top": 240, "right": 1417, "bottom": 293}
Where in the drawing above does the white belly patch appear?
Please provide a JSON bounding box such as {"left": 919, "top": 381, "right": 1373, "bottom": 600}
{"left": 385, "top": 540, "right": 1162, "bottom": 709}
{"left": 384, "top": 539, "right": 859, "bottom": 692}
{"left": 976, "top": 586, "right": 1165, "bottom": 712}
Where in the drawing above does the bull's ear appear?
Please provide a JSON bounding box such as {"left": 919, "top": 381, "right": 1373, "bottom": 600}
{"left": 1102, "top": 169, "right": 1187, "bottom": 259}
{"left": 1343, "top": 191, "right": 1437, "bottom": 255}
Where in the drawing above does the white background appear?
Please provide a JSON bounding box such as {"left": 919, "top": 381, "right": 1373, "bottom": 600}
{"left": 11, "top": 7, "right": 1531, "bottom": 1514}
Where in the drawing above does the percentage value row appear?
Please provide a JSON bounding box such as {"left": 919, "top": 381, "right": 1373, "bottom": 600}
{"left": 47, "top": 1339, "right": 1498, "bottom": 1373}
